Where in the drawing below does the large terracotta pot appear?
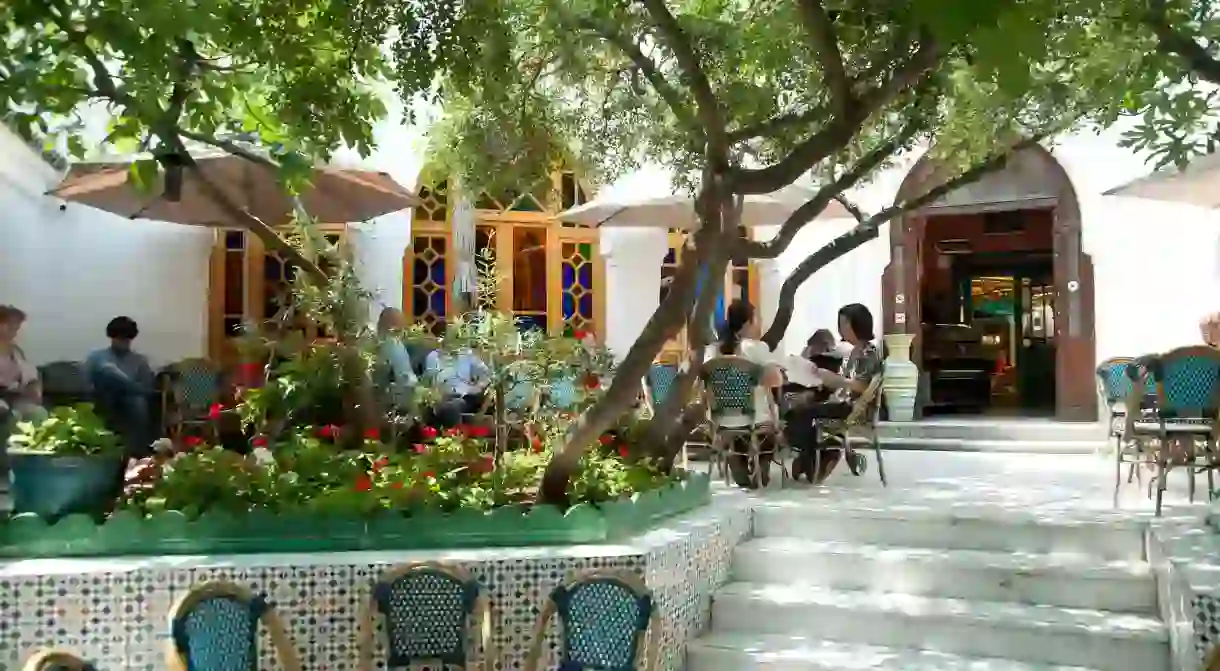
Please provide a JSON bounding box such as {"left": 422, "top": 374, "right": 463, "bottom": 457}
{"left": 882, "top": 333, "right": 920, "bottom": 422}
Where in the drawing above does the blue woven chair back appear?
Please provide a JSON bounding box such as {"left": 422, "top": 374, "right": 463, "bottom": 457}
{"left": 646, "top": 364, "right": 678, "bottom": 406}
{"left": 374, "top": 568, "right": 480, "bottom": 666}
{"left": 702, "top": 358, "right": 760, "bottom": 421}
{"left": 550, "top": 377, "right": 579, "bottom": 410}
{"left": 1157, "top": 348, "right": 1220, "bottom": 418}
{"left": 1096, "top": 358, "right": 1139, "bottom": 403}
{"left": 552, "top": 578, "right": 652, "bottom": 671}
{"left": 505, "top": 380, "right": 535, "bottom": 412}
{"left": 173, "top": 361, "right": 221, "bottom": 413}
{"left": 171, "top": 595, "right": 265, "bottom": 671}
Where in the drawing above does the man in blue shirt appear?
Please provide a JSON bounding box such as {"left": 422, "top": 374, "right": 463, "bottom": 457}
{"left": 423, "top": 348, "right": 490, "bottom": 426}
{"left": 84, "top": 316, "right": 157, "bottom": 456}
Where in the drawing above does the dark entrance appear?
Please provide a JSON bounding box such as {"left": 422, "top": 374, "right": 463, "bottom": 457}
{"left": 880, "top": 147, "right": 1097, "bottom": 421}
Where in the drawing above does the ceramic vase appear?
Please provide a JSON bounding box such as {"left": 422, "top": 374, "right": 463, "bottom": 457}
{"left": 882, "top": 333, "right": 919, "bottom": 422}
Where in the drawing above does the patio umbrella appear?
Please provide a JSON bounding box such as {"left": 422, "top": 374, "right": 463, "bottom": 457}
{"left": 555, "top": 181, "right": 852, "bottom": 229}
{"left": 1104, "top": 151, "right": 1220, "bottom": 208}
{"left": 49, "top": 144, "right": 420, "bottom": 226}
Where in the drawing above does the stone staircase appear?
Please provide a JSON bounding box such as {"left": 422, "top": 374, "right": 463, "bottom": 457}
{"left": 878, "top": 419, "right": 1109, "bottom": 454}
{"left": 685, "top": 497, "right": 1170, "bottom": 670}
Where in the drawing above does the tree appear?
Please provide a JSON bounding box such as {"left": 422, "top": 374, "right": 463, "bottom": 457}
{"left": 414, "top": 0, "right": 1151, "bottom": 503}
{"left": 0, "top": 0, "right": 474, "bottom": 442}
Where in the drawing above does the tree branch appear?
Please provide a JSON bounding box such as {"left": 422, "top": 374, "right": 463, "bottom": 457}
{"left": 796, "top": 0, "right": 853, "bottom": 117}
{"left": 759, "top": 134, "right": 1046, "bottom": 349}
{"left": 45, "top": 1, "right": 133, "bottom": 107}
{"left": 638, "top": 0, "right": 729, "bottom": 157}
{"left": 832, "top": 194, "right": 865, "bottom": 222}
{"left": 731, "top": 36, "right": 939, "bottom": 194}
{"left": 1148, "top": 0, "right": 1220, "bottom": 85}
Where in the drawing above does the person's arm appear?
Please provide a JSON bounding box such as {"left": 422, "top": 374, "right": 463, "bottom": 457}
{"left": 819, "top": 347, "right": 880, "bottom": 395}
{"left": 745, "top": 341, "right": 784, "bottom": 388}
{"left": 135, "top": 355, "right": 156, "bottom": 395}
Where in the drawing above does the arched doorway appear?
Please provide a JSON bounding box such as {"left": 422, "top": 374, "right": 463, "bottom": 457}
{"left": 880, "top": 146, "right": 1096, "bottom": 421}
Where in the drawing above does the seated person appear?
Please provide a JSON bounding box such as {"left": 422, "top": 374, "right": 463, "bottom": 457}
{"left": 785, "top": 303, "right": 881, "bottom": 483}
{"left": 703, "top": 300, "right": 784, "bottom": 485}
{"left": 0, "top": 305, "right": 46, "bottom": 423}
{"left": 783, "top": 329, "right": 842, "bottom": 402}
{"left": 85, "top": 316, "right": 157, "bottom": 457}
{"left": 375, "top": 307, "right": 417, "bottom": 409}
{"left": 424, "top": 347, "right": 490, "bottom": 427}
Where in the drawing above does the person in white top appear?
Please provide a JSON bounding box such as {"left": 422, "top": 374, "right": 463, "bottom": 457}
{"left": 702, "top": 300, "right": 783, "bottom": 427}
{"left": 0, "top": 305, "right": 45, "bottom": 421}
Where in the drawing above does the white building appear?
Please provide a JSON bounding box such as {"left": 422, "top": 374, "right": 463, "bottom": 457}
{"left": 2, "top": 119, "right": 1218, "bottom": 422}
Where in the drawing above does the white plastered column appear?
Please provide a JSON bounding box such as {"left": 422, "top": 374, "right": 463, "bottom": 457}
{"left": 599, "top": 227, "right": 669, "bottom": 360}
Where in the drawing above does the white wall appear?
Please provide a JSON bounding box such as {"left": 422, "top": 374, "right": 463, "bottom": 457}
{"left": 0, "top": 127, "right": 211, "bottom": 368}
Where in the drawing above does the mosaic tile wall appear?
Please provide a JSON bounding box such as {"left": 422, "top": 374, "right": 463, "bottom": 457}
{"left": 0, "top": 493, "right": 751, "bottom": 671}
{"left": 1149, "top": 513, "right": 1220, "bottom": 671}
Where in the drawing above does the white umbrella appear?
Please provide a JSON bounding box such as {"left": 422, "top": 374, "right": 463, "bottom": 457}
{"left": 557, "top": 180, "right": 852, "bottom": 229}
{"left": 1104, "top": 151, "right": 1220, "bottom": 208}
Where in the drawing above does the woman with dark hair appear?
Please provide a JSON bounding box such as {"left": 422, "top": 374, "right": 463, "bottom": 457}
{"left": 785, "top": 302, "right": 882, "bottom": 483}
{"left": 703, "top": 300, "right": 783, "bottom": 486}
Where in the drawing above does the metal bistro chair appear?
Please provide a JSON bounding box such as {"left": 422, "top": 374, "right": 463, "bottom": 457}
{"left": 524, "top": 569, "right": 660, "bottom": 671}
{"left": 21, "top": 649, "right": 98, "bottom": 671}
{"left": 356, "top": 561, "right": 492, "bottom": 671}
{"left": 1098, "top": 356, "right": 1158, "bottom": 505}
{"left": 166, "top": 580, "right": 301, "bottom": 671}
{"left": 1130, "top": 346, "right": 1220, "bottom": 515}
{"left": 161, "top": 358, "right": 222, "bottom": 440}
{"left": 700, "top": 355, "right": 789, "bottom": 490}
{"left": 819, "top": 374, "right": 888, "bottom": 486}
{"left": 642, "top": 361, "right": 709, "bottom": 469}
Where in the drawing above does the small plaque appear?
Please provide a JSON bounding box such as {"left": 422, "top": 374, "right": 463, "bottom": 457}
{"left": 895, "top": 313, "right": 907, "bottom": 324}
{"left": 895, "top": 294, "right": 905, "bottom": 305}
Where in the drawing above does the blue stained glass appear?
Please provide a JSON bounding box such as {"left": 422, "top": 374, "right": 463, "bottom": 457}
{"left": 431, "top": 259, "right": 446, "bottom": 284}
{"left": 578, "top": 262, "right": 592, "bottom": 288}
{"left": 431, "top": 289, "right": 446, "bottom": 316}
{"left": 562, "top": 263, "right": 575, "bottom": 288}
{"left": 579, "top": 293, "right": 593, "bottom": 317}
{"left": 413, "top": 260, "right": 428, "bottom": 284}
{"left": 563, "top": 293, "right": 576, "bottom": 319}
{"left": 411, "top": 288, "right": 429, "bottom": 317}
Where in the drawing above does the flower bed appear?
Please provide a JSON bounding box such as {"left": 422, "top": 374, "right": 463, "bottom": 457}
{"left": 0, "top": 425, "right": 710, "bottom": 558}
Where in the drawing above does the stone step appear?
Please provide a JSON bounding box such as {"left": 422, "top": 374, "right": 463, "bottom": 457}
{"left": 753, "top": 501, "right": 1147, "bottom": 561}
{"left": 686, "top": 633, "right": 1103, "bottom": 671}
{"left": 879, "top": 437, "right": 1106, "bottom": 453}
{"left": 878, "top": 420, "right": 1109, "bottom": 443}
{"left": 731, "top": 537, "right": 1155, "bottom": 613}
{"left": 710, "top": 583, "right": 1168, "bottom": 671}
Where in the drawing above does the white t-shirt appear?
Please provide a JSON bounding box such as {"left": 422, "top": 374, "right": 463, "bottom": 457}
{"left": 703, "top": 339, "right": 777, "bottom": 427}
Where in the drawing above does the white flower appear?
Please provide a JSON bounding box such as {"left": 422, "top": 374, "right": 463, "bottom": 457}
{"left": 151, "top": 438, "right": 174, "bottom": 455}
{"left": 251, "top": 446, "right": 276, "bottom": 466}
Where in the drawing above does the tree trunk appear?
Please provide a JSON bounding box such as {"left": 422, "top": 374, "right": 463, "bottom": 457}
{"left": 761, "top": 221, "right": 882, "bottom": 349}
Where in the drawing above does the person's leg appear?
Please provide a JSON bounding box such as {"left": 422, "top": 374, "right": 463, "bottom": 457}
{"left": 432, "top": 397, "right": 465, "bottom": 428}
{"left": 121, "top": 394, "right": 155, "bottom": 458}
{"left": 806, "top": 401, "right": 853, "bottom": 483}
{"left": 460, "top": 392, "right": 486, "bottom": 416}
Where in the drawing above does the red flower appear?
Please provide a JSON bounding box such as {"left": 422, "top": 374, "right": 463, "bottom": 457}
{"left": 412, "top": 443, "right": 428, "bottom": 454}
{"left": 468, "top": 425, "right": 491, "bottom": 439}
{"left": 183, "top": 435, "right": 204, "bottom": 449}
{"left": 598, "top": 434, "right": 614, "bottom": 446}
{"left": 251, "top": 436, "right": 268, "bottom": 448}
{"left": 420, "top": 470, "right": 436, "bottom": 479}
{"left": 363, "top": 427, "right": 381, "bottom": 440}
{"left": 618, "top": 445, "right": 630, "bottom": 458}
{"left": 372, "top": 457, "right": 390, "bottom": 472}
{"left": 354, "top": 475, "right": 373, "bottom": 492}
{"left": 391, "top": 481, "right": 405, "bottom": 490}
{"left": 446, "top": 426, "right": 464, "bottom": 438}
{"left": 531, "top": 436, "right": 544, "bottom": 453}
{"left": 573, "top": 330, "right": 587, "bottom": 341}
{"left": 316, "top": 425, "right": 338, "bottom": 439}
{"left": 207, "top": 403, "right": 224, "bottom": 421}
{"left": 584, "top": 373, "right": 601, "bottom": 390}
{"left": 420, "top": 426, "right": 438, "bottom": 441}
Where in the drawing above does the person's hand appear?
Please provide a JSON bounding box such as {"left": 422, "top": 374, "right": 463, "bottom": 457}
{"left": 817, "top": 368, "right": 845, "bottom": 388}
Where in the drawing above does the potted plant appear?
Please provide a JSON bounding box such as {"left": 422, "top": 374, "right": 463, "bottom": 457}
{"left": 7, "top": 403, "right": 126, "bottom": 519}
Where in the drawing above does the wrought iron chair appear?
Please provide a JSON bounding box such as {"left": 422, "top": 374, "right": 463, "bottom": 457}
{"left": 699, "top": 355, "right": 788, "bottom": 489}
{"left": 37, "top": 361, "right": 90, "bottom": 409}
{"left": 356, "top": 561, "right": 492, "bottom": 671}
{"left": 160, "top": 358, "right": 222, "bottom": 440}
{"left": 1130, "top": 346, "right": 1220, "bottom": 515}
{"left": 165, "top": 580, "right": 301, "bottom": 671}
{"left": 642, "top": 361, "right": 708, "bottom": 469}
{"left": 21, "top": 649, "right": 98, "bottom": 671}
{"left": 524, "top": 569, "right": 660, "bottom": 671}
{"left": 819, "top": 374, "right": 888, "bottom": 486}
{"left": 1098, "top": 356, "right": 1158, "bottom": 504}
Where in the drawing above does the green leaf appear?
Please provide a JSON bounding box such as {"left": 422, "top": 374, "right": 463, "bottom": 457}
{"left": 130, "top": 159, "right": 160, "bottom": 193}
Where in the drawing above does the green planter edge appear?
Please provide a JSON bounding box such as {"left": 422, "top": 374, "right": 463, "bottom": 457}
{"left": 0, "top": 471, "right": 711, "bottom": 558}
